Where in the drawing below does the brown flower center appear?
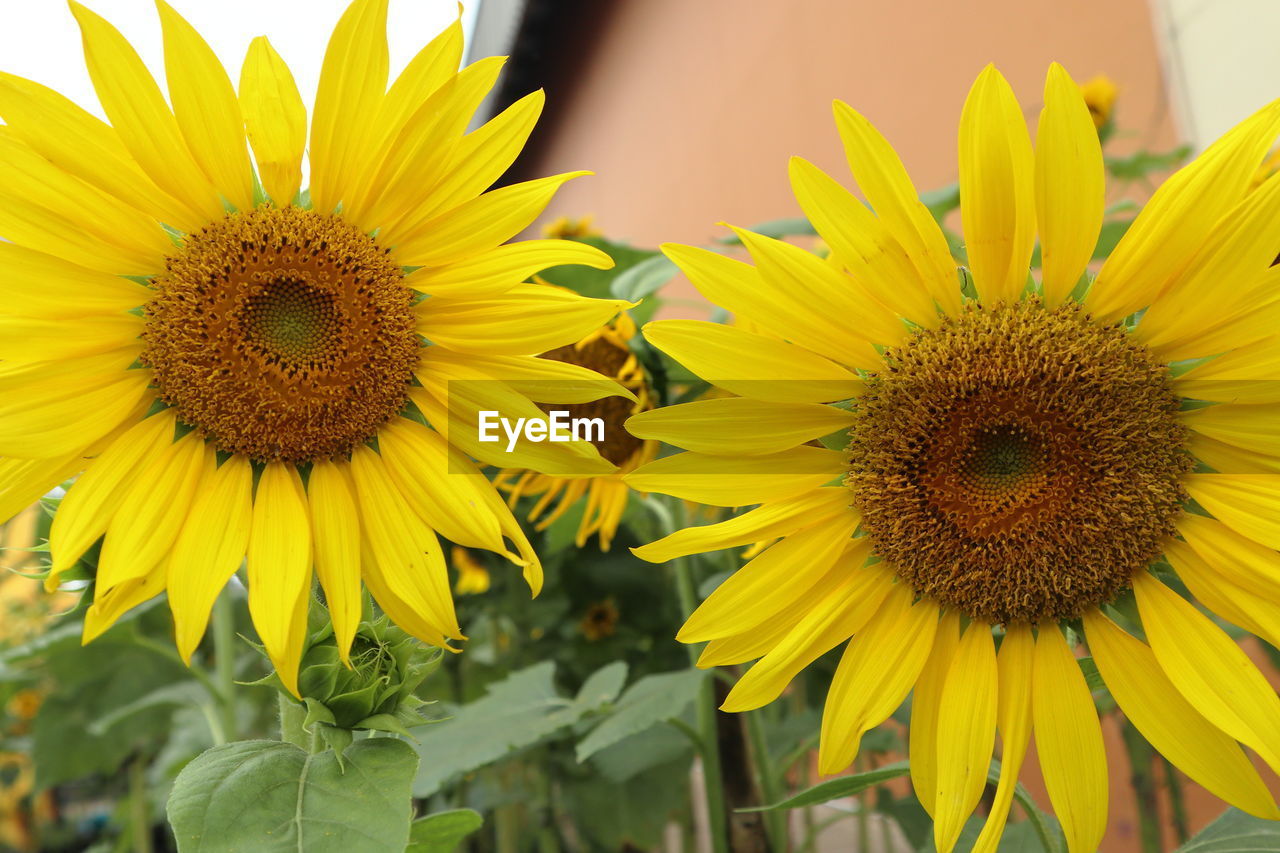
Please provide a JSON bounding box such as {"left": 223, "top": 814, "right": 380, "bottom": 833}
{"left": 542, "top": 335, "right": 647, "bottom": 466}
{"left": 142, "top": 207, "right": 419, "bottom": 462}
{"left": 847, "top": 300, "right": 1191, "bottom": 624}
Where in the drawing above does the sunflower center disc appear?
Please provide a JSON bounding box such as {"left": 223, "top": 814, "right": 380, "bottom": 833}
{"left": 542, "top": 336, "right": 646, "bottom": 466}
{"left": 142, "top": 207, "right": 418, "bottom": 462}
{"left": 846, "top": 300, "right": 1191, "bottom": 624}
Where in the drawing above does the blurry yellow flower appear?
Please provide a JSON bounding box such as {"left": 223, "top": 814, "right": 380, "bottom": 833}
{"left": 1080, "top": 74, "right": 1118, "bottom": 129}
{"left": 542, "top": 214, "right": 602, "bottom": 240}
{"left": 580, "top": 598, "right": 619, "bottom": 641}
{"left": 496, "top": 313, "right": 658, "bottom": 550}
{"left": 628, "top": 63, "right": 1280, "bottom": 852}
{"left": 0, "top": 0, "right": 634, "bottom": 695}
{"left": 451, "top": 547, "right": 491, "bottom": 595}
{"left": 5, "top": 689, "right": 41, "bottom": 724}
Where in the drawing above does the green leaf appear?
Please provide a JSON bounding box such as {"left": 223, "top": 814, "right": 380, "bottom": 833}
{"left": 405, "top": 810, "right": 484, "bottom": 853}
{"left": 610, "top": 253, "right": 679, "bottom": 302}
{"left": 716, "top": 217, "right": 816, "bottom": 244}
{"left": 563, "top": 756, "right": 690, "bottom": 849}
{"left": 576, "top": 668, "right": 707, "bottom": 762}
{"left": 1175, "top": 808, "right": 1280, "bottom": 852}
{"left": 166, "top": 738, "right": 419, "bottom": 853}
{"left": 410, "top": 662, "right": 623, "bottom": 796}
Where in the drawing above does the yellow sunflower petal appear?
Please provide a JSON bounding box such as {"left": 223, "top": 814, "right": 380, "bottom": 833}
{"left": 0, "top": 452, "right": 87, "bottom": 527}
{"left": 1032, "top": 627, "right": 1107, "bottom": 853}
{"left": 1035, "top": 63, "right": 1105, "bottom": 305}
{"left": 909, "top": 610, "right": 962, "bottom": 818}
{"left": 721, "top": 563, "right": 894, "bottom": 712}
{"left": 68, "top": 1, "right": 223, "bottom": 221}
{"left": 46, "top": 412, "right": 175, "bottom": 588}
{"left": 246, "top": 461, "right": 313, "bottom": 697}
{"left": 392, "top": 172, "right": 590, "bottom": 267}
{"left": 1175, "top": 334, "right": 1280, "bottom": 403}
{"left": 832, "top": 100, "right": 961, "bottom": 314}
{"left": 677, "top": 517, "right": 861, "bottom": 643}
{"left": 0, "top": 72, "right": 196, "bottom": 229}
{"left": 357, "top": 540, "right": 452, "bottom": 649}
{"left": 627, "top": 398, "right": 855, "bottom": 457}
{"left": 631, "top": 487, "right": 853, "bottom": 563}
{"left": 1190, "top": 432, "right": 1280, "bottom": 475}
{"left": 83, "top": 561, "right": 168, "bottom": 644}
{"left": 376, "top": 16, "right": 463, "bottom": 148}
{"left": 1085, "top": 607, "right": 1279, "bottom": 818}
{"left": 167, "top": 455, "right": 253, "bottom": 663}
{"left": 0, "top": 131, "right": 170, "bottom": 274}
{"left": 0, "top": 362, "right": 151, "bottom": 459}
{"left": 376, "top": 417, "right": 508, "bottom": 555}
{"left": 1087, "top": 99, "right": 1280, "bottom": 324}
{"left": 1134, "top": 572, "right": 1280, "bottom": 773}
{"left": 405, "top": 239, "right": 615, "bottom": 298}
{"left": 306, "top": 460, "right": 363, "bottom": 663}
{"left": 239, "top": 37, "right": 307, "bottom": 207}
{"left": 641, "top": 319, "right": 863, "bottom": 404}
{"left": 425, "top": 350, "right": 634, "bottom": 405}
{"left": 1185, "top": 474, "right": 1280, "bottom": 549}
{"left": 96, "top": 432, "right": 211, "bottom": 592}
{"left": 349, "top": 447, "right": 460, "bottom": 640}
{"left": 1165, "top": 538, "right": 1280, "bottom": 649}
{"left": 972, "top": 623, "right": 1035, "bottom": 853}
{"left": 0, "top": 243, "right": 149, "bottom": 318}
{"left": 1183, "top": 402, "right": 1280, "bottom": 458}
{"left": 1178, "top": 512, "right": 1280, "bottom": 601}
{"left": 0, "top": 314, "right": 142, "bottom": 361}
{"left": 818, "top": 587, "right": 938, "bottom": 774}
{"left": 308, "top": 0, "right": 389, "bottom": 213}
{"left": 933, "top": 622, "right": 998, "bottom": 853}
{"left": 958, "top": 65, "right": 1036, "bottom": 304}
{"left": 787, "top": 157, "right": 937, "bottom": 329}
{"left": 416, "top": 283, "right": 632, "bottom": 356}
{"left": 156, "top": 0, "right": 254, "bottom": 211}
{"left": 625, "top": 446, "right": 847, "bottom": 507}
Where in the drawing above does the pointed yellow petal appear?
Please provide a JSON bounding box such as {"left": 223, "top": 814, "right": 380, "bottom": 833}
{"left": 641, "top": 319, "right": 863, "bottom": 403}
{"left": 68, "top": 1, "right": 223, "bottom": 221}
{"left": 721, "top": 562, "right": 894, "bottom": 712}
{"left": 1178, "top": 512, "right": 1280, "bottom": 602}
{"left": 933, "top": 622, "right": 998, "bottom": 853}
{"left": 1085, "top": 608, "right": 1280, "bottom": 819}
{"left": 1175, "top": 334, "right": 1280, "bottom": 404}
{"left": 632, "top": 487, "right": 854, "bottom": 563}
{"left": 167, "top": 455, "right": 252, "bottom": 663}
{"left": 246, "top": 461, "right": 313, "bottom": 697}
{"left": 1165, "top": 538, "right": 1280, "bottom": 655}
{"left": 959, "top": 65, "right": 1036, "bottom": 304}
{"left": 0, "top": 71, "right": 197, "bottom": 229}
{"left": 0, "top": 452, "right": 87, "bottom": 528}
{"left": 1088, "top": 100, "right": 1280, "bottom": 323}
{"left": 46, "top": 412, "right": 175, "bottom": 588}
{"left": 1134, "top": 572, "right": 1280, "bottom": 774}
{"left": 625, "top": 447, "right": 846, "bottom": 507}
{"left": 1035, "top": 63, "right": 1105, "bottom": 305}
{"left": 678, "top": 518, "right": 861, "bottom": 643}
{"left": 0, "top": 243, "right": 149, "bottom": 318}
{"left": 239, "top": 37, "right": 306, "bottom": 207}
{"left": 0, "top": 313, "right": 142, "bottom": 361}
{"left": 425, "top": 349, "right": 634, "bottom": 405}
{"left": 416, "top": 283, "right": 632, "bottom": 355}
{"left": 377, "top": 417, "right": 506, "bottom": 555}
{"left": 97, "top": 432, "right": 211, "bottom": 592}
{"left": 1190, "top": 432, "right": 1280, "bottom": 475}
{"left": 787, "top": 156, "right": 937, "bottom": 330}
{"left": 156, "top": 0, "right": 254, "bottom": 210}
{"left": 349, "top": 446, "right": 460, "bottom": 640}
{"left": 1032, "top": 627, "right": 1107, "bottom": 853}
{"left": 83, "top": 561, "right": 168, "bottom": 643}
{"left": 910, "top": 610, "right": 961, "bottom": 818}
{"left": 0, "top": 362, "right": 151, "bottom": 459}
{"left": 627, "top": 398, "right": 855, "bottom": 456}
{"left": 308, "top": 0, "right": 389, "bottom": 213}
{"left": 1185, "top": 474, "right": 1280, "bottom": 549}
{"left": 972, "top": 623, "right": 1034, "bottom": 853}
{"left": 818, "top": 587, "right": 938, "bottom": 774}
{"left": 1183, "top": 402, "right": 1280, "bottom": 458}
{"left": 832, "top": 100, "right": 961, "bottom": 314}
{"left": 406, "top": 239, "right": 615, "bottom": 299}
{"left": 392, "top": 172, "right": 590, "bottom": 267}
{"left": 306, "top": 460, "right": 363, "bottom": 663}
{"left": 375, "top": 17, "right": 463, "bottom": 150}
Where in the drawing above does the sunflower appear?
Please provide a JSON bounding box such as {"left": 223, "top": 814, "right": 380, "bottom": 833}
{"left": 495, "top": 313, "right": 658, "bottom": 550}
{"left": 625, "top": 64, "right": 1280, "bottom": 852}
{"left": 0, "top": 0, "right": 634, "bottom": 694}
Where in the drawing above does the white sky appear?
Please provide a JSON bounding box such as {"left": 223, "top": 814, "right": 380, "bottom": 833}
{"left": 0, "top": 0, "right": 478, "bottom": 121}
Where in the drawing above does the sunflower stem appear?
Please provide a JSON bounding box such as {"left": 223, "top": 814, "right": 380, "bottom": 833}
{"left": 211, "top": 591, "right": 237, "bottom": 743}
{"left": 127, "top": 755, "right": 153, "bottom": 853}
{"left": 744, "top": 707, "right": 787, "bottom": 850}
{"left": 1119, "top": 719, "right": 1162, "bottom": 853}
{"left": 667, "top": 498, "right": 731, "bottom": 853}
{"left": 1161, "top": 752, "right": 1189, "bottom": 844}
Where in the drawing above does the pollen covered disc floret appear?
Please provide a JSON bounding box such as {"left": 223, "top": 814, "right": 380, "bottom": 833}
{"left": 142, "top": 206, "right": 419, "bottom": 462}
{"left": 846, "top": 299, "right": 1193, "bottom": 624}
